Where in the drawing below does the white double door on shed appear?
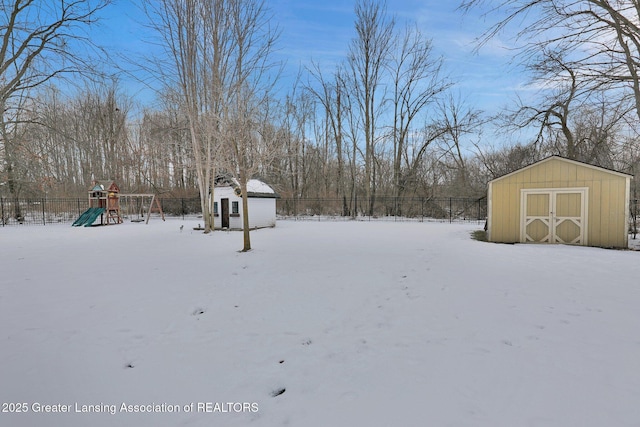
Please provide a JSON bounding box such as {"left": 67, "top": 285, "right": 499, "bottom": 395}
{"left": 520, "top": 188, "right": 588, "bottom": 245}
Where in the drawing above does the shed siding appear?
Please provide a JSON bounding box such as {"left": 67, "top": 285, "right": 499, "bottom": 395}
{"left": 248, "top": 198, "right": 276, "bottom": 228}
{"left": 489, "top": 157, "right": 630, "bottom": 248}
{"left": 213, "top": 185, "right": 276, "bottom": 230}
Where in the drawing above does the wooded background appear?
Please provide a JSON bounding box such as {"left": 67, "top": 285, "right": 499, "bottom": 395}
{"left": 2, "top": 0, "right": 640, "bottom": 224}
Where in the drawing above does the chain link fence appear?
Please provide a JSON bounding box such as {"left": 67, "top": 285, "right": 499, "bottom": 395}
{"left": 276, "top": 196, "right": 488, "bottom": 223}
{"left": 0, "top": 197, "right": 202, "bottom": 226}
{"left": 2, "top": 196, "right": 638, "bottom": 232}
{"left": 0, "top": 196, "right": 487, "bottom": 226}
{"left": 630, "top": 199, "right": 640, "bottom": 239}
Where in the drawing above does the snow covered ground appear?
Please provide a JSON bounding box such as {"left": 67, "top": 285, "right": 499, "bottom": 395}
{"left": 1, "top": 219, "right": 639, "bottom": 427}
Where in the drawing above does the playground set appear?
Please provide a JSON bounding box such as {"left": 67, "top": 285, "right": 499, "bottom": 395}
{"left": 72, "top": 180, "right": 165, "bottom": 227}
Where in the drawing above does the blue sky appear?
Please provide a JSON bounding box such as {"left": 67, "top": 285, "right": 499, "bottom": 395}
{"left": 94, "top": 0, "right": 528, "bottom": 116}
{"left": 272, "top": 0, "right": 527, "bottom": 112}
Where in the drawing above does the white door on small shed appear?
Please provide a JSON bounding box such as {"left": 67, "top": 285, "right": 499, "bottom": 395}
{"left": 520, "top": 188, "right": 588, "bottom": 245}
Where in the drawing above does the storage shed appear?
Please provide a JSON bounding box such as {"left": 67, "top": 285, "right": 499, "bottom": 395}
{"left": 213, "top": 177, "right": 278, "bottom": 230}
{"left": 487, "top": 156, "right": 632, "bottom": 248}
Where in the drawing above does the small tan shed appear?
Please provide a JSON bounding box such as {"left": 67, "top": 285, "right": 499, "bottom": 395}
{"left": 487, "top": 156, "right": 632, "bottom": 248}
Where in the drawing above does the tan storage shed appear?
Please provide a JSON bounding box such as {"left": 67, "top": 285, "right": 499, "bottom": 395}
{"left": 487, "top": 156, "right": 632, "bottom": 248}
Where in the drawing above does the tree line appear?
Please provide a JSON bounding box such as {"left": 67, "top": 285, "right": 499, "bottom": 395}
{"left": 2, "top": 0, "right": 640, "bottom": 234}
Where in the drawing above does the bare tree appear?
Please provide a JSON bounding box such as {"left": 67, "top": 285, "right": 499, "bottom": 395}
{"left": 307, "top": 63, "right": 354, "bottom": 214}
{"left": 144, "top": 0, "right": 277, "bottom": 240}
{"left": 282, "top": 74, "right": 313, "bottom": 204}
{"left": 8, "top": 80, "right": 200, "bottom": 199}
{"left": 143, "top": 0, "right": 230, "bottom": 232}
{"left": 222, "top": 94, "right": 280, "bottom": 251}
{"left": 436, "top": 94, "right": 485, "bottom": 196}
{"left": 495, "top": 51, "right": 633, "bottom": 166}
{"left": 460, "top": 0, "right": 640, "bottom": 122}
{"left": 0, "top": 0, "right": 110, "bottom": 218}
{"left": 138, "top": 93, "right": 196, "bottom": 194}
{"left": 218, "top": 0, "right": 279, "bottom": 251}
{"left": 389, "top": 24, "right": 451, "bottom": 206}
{"left": 24, "top": 82, "right": 133, "bottom": 196}
{"left": 474, "top": 142, "right": 539, "bottom": 180}
{"left": 348, "top": 0, "right": 395, "bottom": 215}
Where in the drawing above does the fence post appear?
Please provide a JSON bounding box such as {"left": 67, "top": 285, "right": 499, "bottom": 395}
{"left": 1, "top": 197, "right": 4, "bottom": 226}
{"left": 181, "top": 198, "right": 185, "bottom": 220}
{"left": 449, "top": 198, "right": 452, "bottom": 223}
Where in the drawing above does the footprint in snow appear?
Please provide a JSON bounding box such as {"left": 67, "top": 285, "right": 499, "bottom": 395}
{"left": 271, "top": 388, "right": 286, "bottom": 397}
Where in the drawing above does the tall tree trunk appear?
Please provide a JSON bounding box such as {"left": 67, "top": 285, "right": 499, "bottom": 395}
{"left": 5, "top": 159, "right": 23, "bottom": 221}
{"left": 0, "top": 112, "right": 23, "bottom": 221}
{"left": 240, "top": 177, "right": 251, "bottom": 252}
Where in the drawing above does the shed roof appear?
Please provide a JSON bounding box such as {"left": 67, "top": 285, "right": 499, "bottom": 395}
{"left": 214, "top": 175, "right": 279, "bottom": 198}
{"left": 489, "top": 156, "right": 633, "bottom": 184}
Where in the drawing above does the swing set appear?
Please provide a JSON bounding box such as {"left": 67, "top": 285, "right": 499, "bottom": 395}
{"left": 119, "top": 194, "right": 165, "bottom": 224}
{"left": 72, "top": 180, "right": 165, "bottom": 227}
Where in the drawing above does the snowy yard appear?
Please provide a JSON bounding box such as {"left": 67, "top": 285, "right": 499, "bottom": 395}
{"left": 1, "top": 219, "right": 639, "bottom": 427}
